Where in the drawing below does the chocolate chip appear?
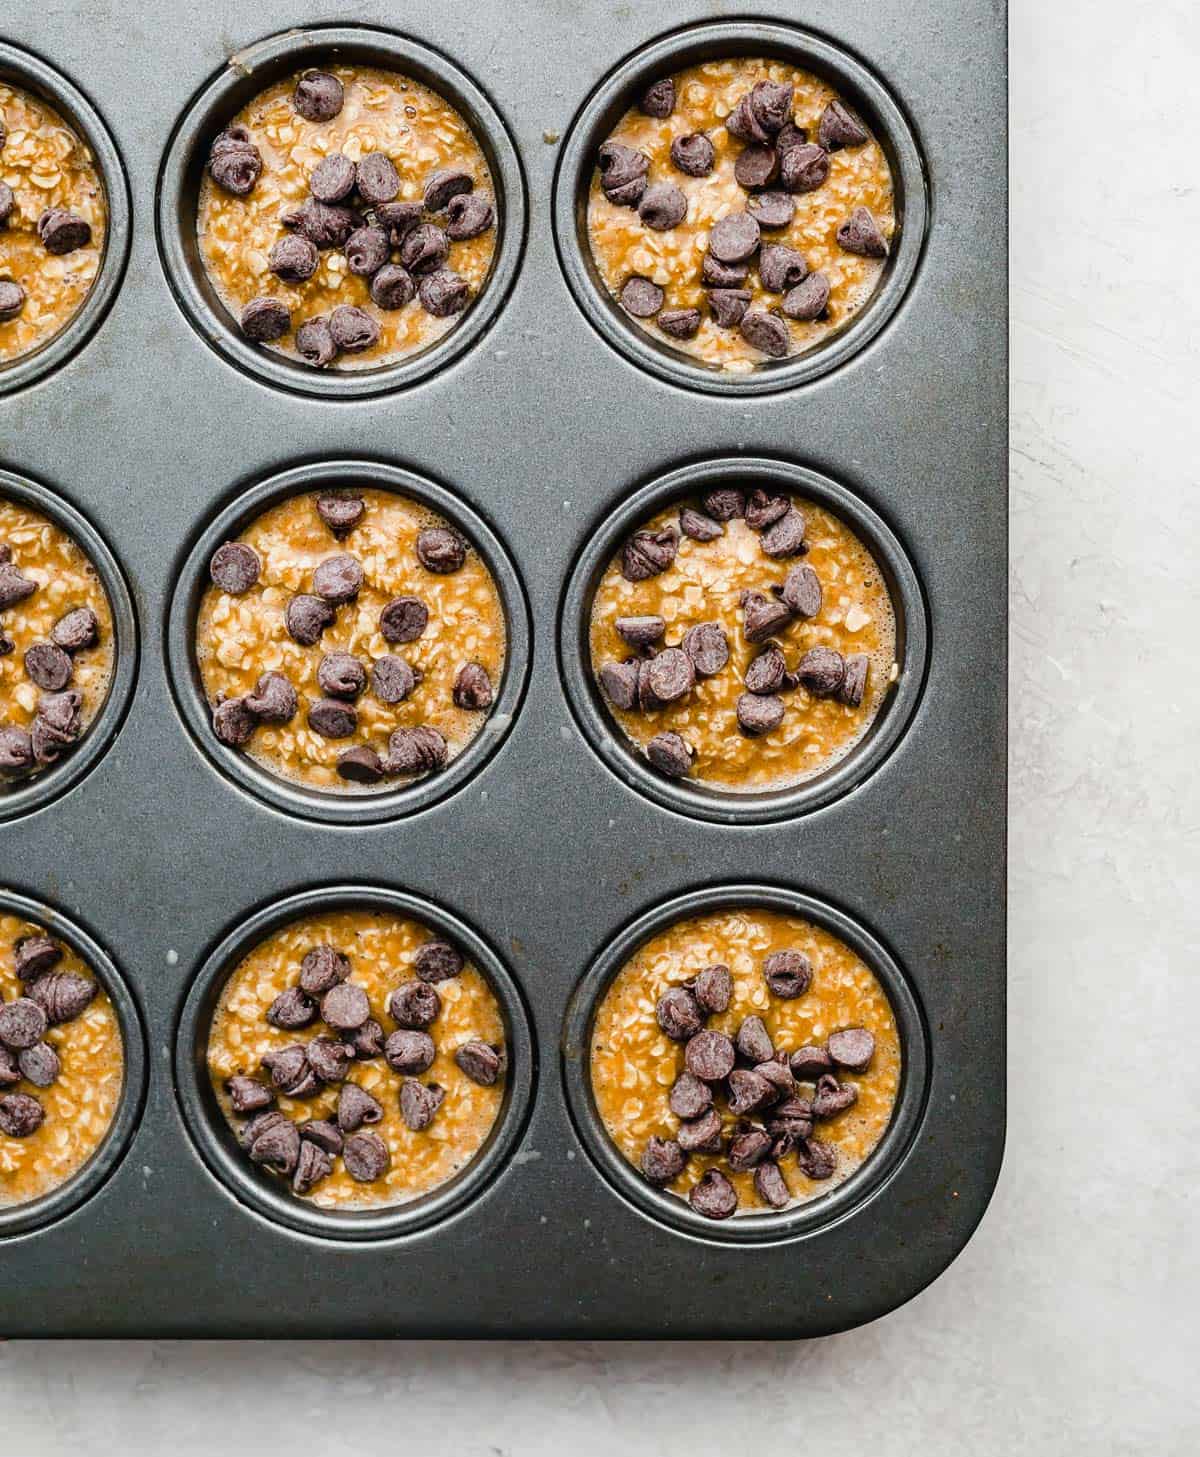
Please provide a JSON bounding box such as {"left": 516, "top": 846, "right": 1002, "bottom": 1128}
{"left": 455, "top": 1040, "right": 504, "bottom": 1086}
{"left": 0, "top": 727, "right": 33, "bottom": 774}
{"left": 755, "top": 1056, "right": 796, "bottom": 1102}
{"left": 370, "top": 263, "right": 416, "bottom": 310}
{"left": 708, "top": 212, "right": 760, "bottom": 264}
{"left": 31, "top": 689, "right": 82, "bottom": 764}
{"left": 703, "top": 488, "right": 746, "bottom": 521}
{"left": 621, "top": 527, "right": 677, "bottom": 581}
{"left": 268, "top": 234, "right": 318, "bottom": 283}
{"left": 754, "top": 1160, "right": 790, "bottom": 1208}
{"left": 378, "top": 595, "right": 428, "bottom": 644}
{"left": 779, "top": 563, "right": 822, "bottom": 617}
{"left": 356, "top": 151, "right": 401, "bottom": 205}
{"left": 639, "top": 76, "right": 675, "bottom": 117}
{"left": 679, "top": 507, "right": 722, "bottom": 541}
{"left": 371, "top": 654, "right": 419, "bottom": 704}
{"left": 0, "top": 280, "right": 24, "bottom": 322}
{"left": 0, "top": 182, "right": 13, "bottom": 225}
{"left": 796, "top": 646, "right": 846, "bottom": 697}
{"left": 209, "top": 542, "right": 261, "bottom": 595}
{"left": 417, "top": 526, "right": 467, "bottom": 574}
{"left": 385, "top": 726, "right": 447, "bottom": 776}
{"left": 297, "top": 315, "right": 338, "bottom": 367}
{"left": 708, "top": 288, "right": 752, "bottom": 329}
{"left": 23, "top": 643, "right": 72, "bottom": 692}
{"left": 736, "top": 1015, "right": 774, "bottom": 1065}
{"left": 316, "top": 493, "right": 365, "bottom": 538}
{"left": 14, "top": 936, "right": 62, "bottom": 982}
{"left": 299, "top": 1118, "right": 344, "bottom": 1156}
{"left": 790, "top": 1044, "right": 834, "bottom": 1080}
{"left": 747, "top": 191, "right": 795, "bottom": 232}
{"left": 658, "top": 308, "right": 701, "bottom": 340}
{"left": 639, "top": 182, "right": 687, "bottom": 231}
{"left": 334, "top": 746, "right": 382, "bottom": 784}
{"left": 819, "top": 100, "right": 869, "bottom": 151}
{"left": 247, "top": 1117, "right": 300, "bottom": 1175}
{"left": 207, "top": 126, "right": 263, "bottom": 195}
{"left": 837, "top": 206, "right": 889, "bottom": 258}
{"left": 736, "top": 691, "right": 784, "bottom": 737}
{"left": 337, "top": 1081, "right": 383, "bottom": 1133}
{"left": 0, "top": 560, "right": 36, "bottom": 609}
{"left": 453, "top": 661, "right": 493, "bottom": 710}
{"left": 670, "top": 132, "right": 715, "bottom": 176}
{"left": 728, "top": 1127, "right": 772, "bottom": 1171}
{"left": 760, "top": 508, "right": 808, "bottom": 558}
{"left": 266, "top": 986, "right": 317, "bottom": 1031}
{"left": 726, "top": 95, "right": 770, "bottom": 147}
{"left": 598, "top": 142, "right": 649, "bottom": 207}
{"left": 226, "top": 1075, "right": 274, "bottom": 1115}
{"left": 37, "top": 207, "right": 92, "bottom": 255}
{"left": 598, "top": 659, "right": 640, "bottom": 711}
{"left": 306, "top": 1034, "right": 353, "bottom": 1084}
{"left": 655, "top": 986, "right": 703, "bottom": 1042}
{"left": 292, "top": 1139, "right": 334, "bottom": 1195}
{"left": 690, "top": 964, "right": 732, "bottom": 1015}
{"left": 241, "top": 1110, "right": 287, "bottom": 1149}
{"left": 240, "top": 296, "right": 290, "bottom": 342}
{"left": 341, "top": 1018, "right": 385, "bottom": 1059}
{"left": 668, "top": 1071, "right": 712, "bottom": 1120}
{"left": 640, "top": 1136, "right": 685, "bottom": 1185}
{"left": 685, "top": 1029, "right": 736, "bottom": 1082}
{"left": 838, "top": 654, "right": 869, "bottom": 707}
{"left": 644, "top": 647, "right": 695, "bottom": 704}
{"left": 689, "top": 1169, "right": 738, "bottom": 1220}
{"left": 446, "top": 192, "right": 494, "bottom": 241}
{"left": 28, "top": 972, "right": 94, "bottom": 1025}
{"left": 389, "top": 979, "right": 441, "bottom": 1029}
{"left": 676, "top": 1106, "right": 723, "bottom": 1153}
{"left": 419, "top": 269, "right": 470, "bottom": 317}
{"left": 677, "top": 621, "right": 727, "bottom": 679}
{"left": 758, "top": 244, "right": 808, "bottom": 294}
{"left": 734, "top": 144, "right": 778, "bottom": 189}
{"left": 745, "top": 644, "right": 787, "bottom": 695}
{"left": 320, "top": 982, "right": 370, "bottom": 1032}
{"left": 646, "top": 732, "right": 693, "bottom": 779}
{"left": 317, "top": 653, "right": 367, "bottom": 701}
{"left": 285, "top": 593, "right": 335, "bottom": 646}
{"left": 399, "top": 223, "right": 449, "bottom": 275}
{"left": 701, "top": 252, "right": 749, "bottom": 288}
{"left": 245, "top": 671, "right": 298, "bottom": 723}
{"left": 414, "top": 939, "right": 464, "bottom": 983}
{"left": 309, "top": 151, "right": 356, "bottom": 203}
{"left": 344, "top": 224, "right": 389, "bottom": 277}
{"left": 740, "top": 310, "right": 790, "bottom": 357}
{"left": 293, "top": 70, "right": 344, "bottom": 122}
{"left": 313, "top": 552, "right": 363, "bottom": 604}
{"left": 777, "top": 122, "right": 808, "bottom": 155}
{"left": 828, "top": 1026, "right": 876, "bottom": 1072}
{"left": 375, "top": 201, "right": 424, "bottom": 246}
{"left": 423, "top": 166, "right": 473, "bottom": 212}
{"left": 329, "top": 304, "right": 379, "bottom": 353}
{"left": 795, "top": 1137, "right": 837, "bottom": 1179}
{"left": 342, "top": 1130, "right": 391, "bottom": 1181}
{"left": 0, "top": 998, "right": 47, "bottom": 1050}
{"left": 51, "top": 607, "right": 100, "bottom": 652}
{"left": 754, "top": 79, "right": 795, "bottom": 134}
{"left": 763, "top": 949, "right": 813, "bottom": 999}
{"left": 284, "top": 199, "right": 361, "bottom": 250}
{"left": 262, "top": 1045, "right": 320, "bottom": 1098}
{"left": 612, "top": 616, "right": 663, "bottom": 652}
{"left": 766, "top": 1098, "right": 814, "bottom": 1141}
{"left": 620, "top": 275, "right": 663, "bottom": 318}
{"left": 400, "top": 1078, "right": 445, "bottom": 1131}
{"left": 728, "top": 1067, "right": 775, "bottom": 1116}
{"left": 0, "top": 1092, "right": 44, "bottom": 1138}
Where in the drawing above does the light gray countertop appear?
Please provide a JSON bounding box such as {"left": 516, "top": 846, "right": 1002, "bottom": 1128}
{"left": 1, "top": 0, "right": 1196, "bottom": 1449}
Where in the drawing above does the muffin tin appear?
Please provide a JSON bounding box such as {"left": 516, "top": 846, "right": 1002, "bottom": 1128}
{"left": 0, "top": 0, "right": 1006, "bottom": 1337}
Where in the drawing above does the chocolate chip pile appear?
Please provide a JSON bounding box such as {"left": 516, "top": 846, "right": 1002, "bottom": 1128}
{"left": 208, "top": 490, "right": 494, "bottom": 786}
{"left": 0, "top": 148, "right": 93, "bottom": 327}
{"left": 0, "top": 540, "right": 103, "bottom": 777}
{"left": 207, "top": 69, "right": 495, "bottom": 367}
{"left": 640, "top": 952, "right": 875, "bottom": 1219}
{"left": 599, "top": 76, "right": 886, "bottom": 359}
{"left": 225, "top": 935, "right": 505, "bottom": 1197}
{"left": 0, "top": 932, "right": 97, "bottom": 1139}
{"left": 597, "top": 486, "right": 869, "bottom": 781}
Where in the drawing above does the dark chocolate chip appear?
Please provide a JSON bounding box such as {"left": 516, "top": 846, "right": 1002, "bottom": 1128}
{"left": 0, "top": 560, "right": 36, "bottom": 609}
{"left": 356, "top": 151, "right": 401, "bottom": 205}
{"left": 708, "top": 288, "right": 752, "bottom": 329}
{"left": 766, "top": 1097, "right": 814, "bottom": 1141}
{"left": 780, "top": 143, "right": 830, "bottom": 194}
{"left": 399, "top": 223, "right": 449, "bottom": 275}
{"left": 679, "top": 507, "right": 723, "bottom": 541}
{"left": 658, "top": 308, "right": 702, "bottom": 340}
{"left": 417, "top": 526, "right": 467, "bottom": 574}
{"left": 370, "top": 263, "right": 416, "bottom": 310}
{"left": 316, "top": 493, "right": 365, "bottom": 538}
{"left": 320, "top": 981, "right": 370, "bottom": 1031}
{"left": 209, "top": 541, "right": 261, "bottom": 595}
{"left": 306, "top": 1034, "right": 353, "bottom": 1084}
{"left": 598, "top": 141, "right": 649, "bottom": 207}
{"left": 284, "top": 199, "right": 361, "bottom": 250}
{"left": 261, "top": 1045, "right": 319, "bottom": 1099}
{"left": 670, "top": 132, "right": 715, "bottom": 177}
{"left": 755, "top": 1056, "right": 796, "bottom": 1102}
{"left": 621, "top": 527, "right": 678, "bottom": 581}
{"left": 337, "top": 1081, "right": 383, "bottom": 1133}
{"left": 758, "top": 243, "right": 808, "bottom": 293}
{"left": 0, "top": 997, "right": 48, "bottom": 1050}
{"left": 640, "top": 1136, "right": 685, "bottom": 1185}
{"left": 655, "top": 986, "right": 704, "bottom": 1042}
{"left": 313, "top": 552, "right": 363, "bottom": 604}
{"left": 0, "top": 1092, "right": 44, "bottom": 1138}
{"left": 292, "top": 1139, "right": 334, "bottom": 1195}
{"left": 399, "top": 1078, "right": 445, "bottom": 1131}
{"left": 779, "top": 563, "right": 822, "bottom": 617}
{"left": 749, "top": 80, "right": 794, "bottom": 136}
{"left": 676, "top": 1106, "right": 723, "bottom": 1153}
{"left": 248, "top": 1117, "right": 300, "bottom": 1175}
{"left": 240, "top": 1110, "right": 287, "bottom": 1149}
{"left": 644, "top": 646, "right": 695, "bottom": 704}
{"left": 293, "top": 71, "right": 344, "bottom": 123}
{"left": 385, "top": 726, "right": 447, "bottom": 776}
{"left": 639, "top": 77, "right": 675, "bottom": 118}
{"left": 615, "top": 615, "right": 665, "bottom": 650}
{"left": 754, "top": 1159, "right": 790, "bottom": 1208}
{"left": 740, "top": 309, "right": 791, "bottom": 357}
{"left": 317, "top": 652, "right": 367, "bottom": 700}
{"left": 23, "top": 643, "right": 72, "bottom": 692}
{"left": 680, "top": 621, "right": 729, "bottom": 679}
{"left": 646, "top": 732, "right": 693, "bottom": 779}
{"left": 418, "top": 269, "right": 470, "bottom": 317}
{"left": 796, "top": 646, "right": 846, "bottom": 698}
{"left": 736, "top": 1015, "right": 774, "bottom": 1065}
{"left": 728, "top": 1126, "right": 773, "bottom": 1171}
{"left": 0, "top": 182, "right": 11, "bottom": 225}
{"left": 342, "top": 1129, "right": 390, "bottom": 1181}
{"left": 208, "top": 128, "right": 261, "bottom": 196}
{"left": 299, "top": 1118, "right": 344, "bottom": 1156}
{"left": 689, "top": 964, "right": 732, "bottom": 1015}
{"left": 0, "top": 280, "right": 25, "bottom": 322}
{"left": 701, "top": 252, "right": 749, "bottom": 288}
{"left": 740, "top": 589, "right": 793, "bottom": 644}
{"left": 689, "top": 1169, "right": 738, "bottom": 1220}
{"left": 708, "top": 211, "right": 760, "bottom": 264}
{"left": 828, "top": 1026, "right": 876, "bottom": 1072}
{"left": 620, "top": 275, "right": 663, "bottom": 318}
{"left": 375, "top": 201, "right": 424, "bottom": 246}
{"left": 389, "top": 979, "right": 441, "bottom": 1029}
{"left": 744, "top": 489, "right": 790, "bottom": 531}
{"left": 309, "top": 151, "right": 357, "bottom": 203}
{"left": 446, "top": 192, "right": 495, "bottom": 241}
{"left": 838, "top": 654, "right": 870, "bottom": 708}
{"left": 598, "top": 659, "right": 640, "bottom": 711}
{"left": 328, "top": 304, "right": 379, "bottom": 353}
{"left": 240, "top": 296, "right": 290, "bottom": 342}
{"left": 226, "top": 1075, "right": 274, "bottom": 1115}
{"left": 734, "top": 144, "right": 778, "bottom": 189}
{"left": 423, "top": 166, "right": 473, "bottom": 212}
{"left": 344, "top": 224, "right": 390, "bottom": 277}
{"left": 28, "top": 972, "right": 94, "bottom": 1025}
{"left": 702, "top": 488, "right": 746, "bottom": 521}
{"left": 668, "top": 1071, "right": 713, "bottom": 1120}
{"left": 268, "top": 233, "right": 318, "bottom": 282}
{"left": 341, "top": 1018, "right": 384, "bottom": 1059}
{"left": 285, "top": 593, "right": 335, "bottom": 646}
{"left": 795, "top": 1137, "right": 837, "bottom": 1179}
{"left": 266, "top": 986, "right": 317, "bottom": 1031}
{"left": 371, "top": 654, "right": 419, "bottom": 703}
{"left": 737, "top": 691, "right": 784, "bottom": 736}
{"left": 726, "top": 95, "right": 770, "bottom": 147}
{"left": 745, "top": 644, "right": 787, "bottom": 695}
{"left": 296, "top": 315, "right": 338, "bottom": 367}
{"left": 728, "top": 1067, "right": 774, "bottom": 1116}
{"left": 455, "top": 1039, "right": 504, "bottom": 1086}
{"left": 414, "top": 939, "right": 464, "bottom": 983}
{"left": 14, "top": 936, "right": 62, "bottom": 983}
{"left": 378, "top": 595, "right": 428, "bottom": 644}
{"left": 776, "top": 122, "right": 808, "bottom": 155}
{"left": 761, "top": 507, "right": 808, "bottom": 557}
{"left": 837, "top": 206, "right": 889, "bottom": 257}
{"left": 790, "top": 1044, "right": 834, "bottom": 1080}
{"left": 336, "top": 746, "right": 384, "bottom": 784}
{"left": 37, "top": 207, "right": 92, "bottom": 255}
{"left": 244, "top": 671, "right": 298, "bottom": 723}
{"left": 819, "top": 100, "right": 870, "bottom": 151}
{"left": 51, "top": 607, "right": 100, "bottom": 652}
{"left": 746, "top": 190, "right": 795, "bottom": 231}
{"left": 30, "top": 689, "right": 83, "bottom": 764}
{"left": 452, "top": 661, "right": 493, "bottom": 710}
{"left": 639, "top": 182, "right": 687, "bottom": 231}
{"left": 763, "top": 949, "right": 813, "bottom": 999}
{"left": 684, "top": 1029, "right": 736, "bottom": 1082}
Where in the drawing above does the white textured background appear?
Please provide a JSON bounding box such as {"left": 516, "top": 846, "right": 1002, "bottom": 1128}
{"left": 3, "top": 1, "right": 1198, "bottom": 1449}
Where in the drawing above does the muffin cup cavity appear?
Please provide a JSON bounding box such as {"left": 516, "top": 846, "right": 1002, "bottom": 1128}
{"left": 156, "top": 25, "right": 525, "bottom": 399}
{"left": 552, "top": 20, "right": 927, "bottom": 394}
{"left": 0, "top": 470, "right": 139, "bottom": 823}
{"left": 167, "top": 459, "right": 530, "bottom": 826}
{"left": 0, "top": 42, "right": 130, "bottom": 395}
{"left": 560, "top": 457, "right": 927, "bottom": 823}
{"left": 175, "top": 885, "right": 535, "bottom": 1242}
{"left": 563, "top": 884, "right": 928, "bottom": 1245}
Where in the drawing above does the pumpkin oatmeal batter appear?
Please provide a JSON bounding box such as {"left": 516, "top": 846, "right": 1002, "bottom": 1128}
{"left": 0, "top": 914, "right": 124, "bottom": 1208}
{"left": 590, "top": 486, "right": 896, "bottom": 791}
{"left": 588, "top": 57, "right": 894, "bottom": 371}
{"left": 0, "top": 82, "right": 106, "bottom": 365}
{"left": 197, "top": 486, "right": 506, "bottom": 792}
{"left": 208, "top": 907, "right": 507, "bottom": 1210}
{"left": 590, "top": 907, "right": 900, "bottom": 1219}
{"left": 198, "top": 65, "right": 497, "bottom": 370}
{"left": 0, "top": 496, "right": 114, "bottom": 782}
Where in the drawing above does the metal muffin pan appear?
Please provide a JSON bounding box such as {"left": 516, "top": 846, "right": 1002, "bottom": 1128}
{"left": 0, "top": 0, "right": 1006, "bottom": 1338}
